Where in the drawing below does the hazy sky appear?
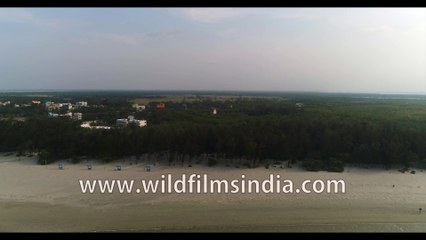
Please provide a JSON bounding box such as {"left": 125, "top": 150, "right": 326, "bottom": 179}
{"left": 0, "top": 8, "right": 425, "bottom": 93}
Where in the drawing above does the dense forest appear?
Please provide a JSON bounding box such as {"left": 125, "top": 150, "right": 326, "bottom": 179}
{"left": 1, "top": 92, "right": 426, "bottom": 171}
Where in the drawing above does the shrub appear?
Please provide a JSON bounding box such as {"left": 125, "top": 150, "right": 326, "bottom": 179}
{"left": 326, "top": 158, "right": 344, "bottom": 172}
{"left": 302, "top": 159, "right": 324, "bottom": 172}
{"left": 71, "top": 156, "right": 81, "bottom": 164}
{"left": 418, "top": 159, "right": 426, "bottom": 169}
{"left": 302, "top": 158, "right": 344, "bottom": 172}
{"left": 37, "top": 150, "right": 54, "bottom": 165}
{"left": 207, "top": 158, "right": 217, "bottom": 167}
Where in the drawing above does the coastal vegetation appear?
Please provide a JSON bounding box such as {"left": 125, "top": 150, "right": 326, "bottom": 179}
{"left": 1, "top": 91, "right": 426, "bottom": 171}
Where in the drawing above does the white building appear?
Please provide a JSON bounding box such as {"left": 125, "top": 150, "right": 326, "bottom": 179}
{"left": 116, "top": 116, "right": 147, "bottom": 128}
{"left": 59, "top": 103, "right": 73, "bottom": 109}
{"left": 0, "top": 101, "right": 11, "bottom": 106}
{"left": 72, "top": 112, "right": 83, "bottom": 121}
{"left": 46, "top": 102, "right": 60, "bottom": 111}
{"left": 76, "top": 101, "right": 88, "bottom": 107}
{"left": 130, "top": 119, "right": 147, "bottom": 127}
{"left": 116, "top": 118, "right": 128, "bottom": 128}
{"left": 132, "top": 104, "right": 146, "bottom": 111}
{"left": 127, "top": 115, "right": 147, "bottom": 127}
{"left": 213, "top": 108, "right": 217, "bottom": 115}
{"left": 139, "top": 120, "right": 147, "bottom": 127}
{"left": 65, "top": 112, "right": 73, "bottom": 118}
{"left": 93, "top": 126, "right": 112, "bottom": 130}
{"left": 81, "top": 121, "right": 111, "bottom": 130}
{"left": 81, "top": 122, "right": 91, "bottom": 128}
{"left": 48, "top": 112, "right": 59, "bottom": 118}
{"left": 128, "top": 119, "right": 147, "bottom": 127}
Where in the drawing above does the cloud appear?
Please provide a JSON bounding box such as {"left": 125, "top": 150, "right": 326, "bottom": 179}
{"left": 179, "top": 8, "right": 257, "bottom": 23}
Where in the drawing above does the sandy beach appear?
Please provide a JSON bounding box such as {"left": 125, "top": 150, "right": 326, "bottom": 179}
{"left": 1, "top": 153, "right": 426, "bottom": 232}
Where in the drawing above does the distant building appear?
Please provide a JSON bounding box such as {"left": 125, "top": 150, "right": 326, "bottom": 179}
{"left": 72, "top": 112, "right": 82, "bottom": 121}
{"left": 156, "top": 102, "right": 166, "bottom": 109}
{"left": 31, "top": 100, "right": 41, "bottom": 105}
{"left": 116, "top": 118, "right": 128, "bottom": 128}
{"left": 138, "top": 120, "right": 147, "bottom": 127}
{"left": 48, "top": 112, "right": 59, "bottom": 118}
{"left": 65, "top": 112, "right": 73, "bottom": 118}
{"left": 213, "top": 108, "right": 217, "bottom": 115}
{"left": 76, "top": 101, "right": 88, "bottom": 107}
{"left": 129, "top": 119, "right": 147, "bottom": 127}
{"left": 80, "top": 122, "right": 91, "bottom": 128}
{"left": 81, "top": 121, "right": 111, "bottom": 130}
{"left": 0, "top": 101, "right": 11, "bottom": 106}
{"left": 49, "top": 104, "right": 60, "bottom": 111}
{"left": 127, "top": 115, "right": 147, "bottom": 127}
{"left": 93, "top": 126, "right": 112, "bottom": 130}
{"left": 132, "top": 103, "right": 146, "bottom": 111}
{"left": 60, "top": 103, "right": 73, "bottom": 111}
{"left": 46, "top": 102, "right": 60, "bottom": 111}
{"left": 295, "top": 103, "right": 304, "bottom": 108}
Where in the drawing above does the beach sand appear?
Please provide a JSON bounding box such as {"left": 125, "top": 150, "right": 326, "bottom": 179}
{"left": 1, "top": 154, "right": 426, "bottom": 232}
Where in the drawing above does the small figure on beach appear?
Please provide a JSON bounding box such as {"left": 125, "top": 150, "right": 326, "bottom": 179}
{"left": 115, "top": 164, "right": 122, "bottom": 171}
{"left": 419, "top": 208, "right": 422, "bottom": 214}
{"left": 392, "top": 184, "right": 395, "bottom": 188}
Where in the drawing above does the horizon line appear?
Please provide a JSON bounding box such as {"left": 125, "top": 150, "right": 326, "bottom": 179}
{"left": 1, "top": 89, "right": 426, "bottom": 95}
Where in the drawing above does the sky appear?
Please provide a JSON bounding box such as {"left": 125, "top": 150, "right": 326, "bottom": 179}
{"left": 0, "top": 8, "right": 425, "bottom": 93}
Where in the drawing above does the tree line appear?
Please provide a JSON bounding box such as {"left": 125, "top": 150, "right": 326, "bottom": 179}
{"left": 1, "top": 98, "right": 426, "bottom": 171}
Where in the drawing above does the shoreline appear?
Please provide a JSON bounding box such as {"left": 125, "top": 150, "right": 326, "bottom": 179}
{"left": 2, "top": 151, "right": 422, "bottom": 173}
